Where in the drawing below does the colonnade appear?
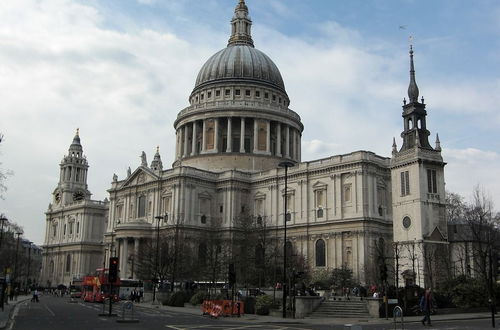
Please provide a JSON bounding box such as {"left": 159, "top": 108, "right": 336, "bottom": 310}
{"left": 175, "top": 117, "right": 301, "bottom": 161}
{"left": 115, "top": 237, "right": 142, "bottom": 280}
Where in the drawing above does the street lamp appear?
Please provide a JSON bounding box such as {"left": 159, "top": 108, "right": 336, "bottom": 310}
{"left": 13, "top": 232, "right": 23, "bottom": 288}
{"left": 279, "top": 160, "right": 295, "bottom": 318}
{"left": 153, "top": 215, "right": 163, "bottom": 304}
{"left": 26, "top": 242, "right": 33, "bottom": 291}
{"left": 0, "top": 214, "right": 8, "bottom": 250}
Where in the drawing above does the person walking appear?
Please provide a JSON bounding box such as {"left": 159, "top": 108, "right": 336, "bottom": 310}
{"left": 420, "top": 288, "right": 433, "bottom": 326}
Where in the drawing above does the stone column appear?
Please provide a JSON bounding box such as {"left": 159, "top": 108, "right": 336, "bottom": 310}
{"left": 285, "top": 125, "right": 290, "bottom": 158}
{"left": 122, "top": 238, "right": 129, "bottom": 278}
{"left": 133, "top": 239, "right": 139, "bottom": 279}
{"left": 214, "top": 118, "right": 219, "bottom": 152}
{"left": 240, "top": 118, "right": 245, "bottom": 153}
{"left": 226, "top": 118, "right": 232, "bottom": 152}
{"left": 266, "top": 120, "right": 271, "bottom": 154}
{"left": 202, "top": 120, "right": 207, "bottom": 153}
{"left": 253, "top": 119, "right": 258, "bottom": 153}
{"left": 191, "top": 121, "right": 197, "bottom": 156}
{"left": 292, "top": 129, "right": 296, "bottom": 160}
{"left": 183, "top": 125, "right": 189, "bottom": 157}
{"left": 175, "top": 130, "right": 180, "bottom": 159}
{"left": 297, "top": 131, "right": 302, "bottom": 163}
{"left": 277, "top": 123, "right": 282, "bottom": 156}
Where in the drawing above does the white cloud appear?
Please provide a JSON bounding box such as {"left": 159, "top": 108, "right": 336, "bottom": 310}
{"left": 443, "top": 148, "right": 500, "bottom": 208}
{"left": 0, "top": 0, "right": 498, "bottom": 244}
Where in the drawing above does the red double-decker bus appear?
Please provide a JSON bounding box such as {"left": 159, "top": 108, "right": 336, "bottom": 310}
{"left": 82, "top": 268, "right": 120, "bottom": 303}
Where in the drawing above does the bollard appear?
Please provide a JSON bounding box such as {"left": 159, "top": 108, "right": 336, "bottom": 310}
{"left": 116, "top": 301, "right": 139, "bottom": 323}
{"left": 393, "top": 305, "right": 404, "bottom": 330}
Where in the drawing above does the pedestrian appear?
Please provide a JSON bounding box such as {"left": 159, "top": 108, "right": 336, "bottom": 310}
{"left": 32, "top": 289, "right": 39, "bottom": 302}
{"left": 420, "top": 288, "right": 433, "bottom": 326}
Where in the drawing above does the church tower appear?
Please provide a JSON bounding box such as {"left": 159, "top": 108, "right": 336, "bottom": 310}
{"left": 391, "top": 46, "right": 447, "bottom": 288}
{"left": 41, "top": 130, "right": 107, "bottom": 288}
{"left": 53, "top": 129, "right": 91, "bottom": 206}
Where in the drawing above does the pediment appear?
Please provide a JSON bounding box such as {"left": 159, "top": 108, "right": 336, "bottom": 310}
{"left": 198, "top": 190, "right": 212, "bottom": 199}
{"left": 427, "top": 226, "right": 446, "bottom": 242}
{"left": 281, "top": 187, "right": 295, "bottom": 195}
{"left": 254, "top": 191, "right": 266, "bottom": 200}
{"left": 121, "top": 166, "right": 160, "bottom": 188}
{"left": 312, "top": 181, "right": 328, "bottom": 190}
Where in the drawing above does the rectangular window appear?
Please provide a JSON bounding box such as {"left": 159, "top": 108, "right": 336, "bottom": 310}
{"left": 264, "top": 92, "right": 269, "bottom": 99}
{"left": 235, "top": 89, "right": 240, "bottom": 96}
{"left": 225, "top": 89, "right": 230, "bottom": 96}
{"left": 427, "top": 169, "right": 437, "bottom": 193}
{"left": 245, "top": 90, "right": 251, "bottom": 96}
{"left": 255, "top": 91, "right": 260, "bottom": 97}
{"left": 207, "top": 91, "right": 212, "bottom": 98}
{"left": 69, "top": 223, "right": 73, "bottom": 235}
{"left": 215, "top": 90, "right": 221, "bottom": 97}
{"left": 76, "top": 222, "right": 79, "bottom": 234}
{"left": 200, "top": 93, "right": 204, "bottom": 100}
{"left": 272, "top": 95, "right": 276, "bottom": 101}
{"left": 401, "top": 171, "right": 410, "bottom": 196}
{"left": 53, "top": 225, "right": 57, "bottom": 237}
{"left": 220, "top": 205, "right": 223, "bottom": 213}
{"left": 63, "top": 224, "right": 66, "bottom": 235}
{"left": 138, "top": 196, "right": 146, "bottom": 218}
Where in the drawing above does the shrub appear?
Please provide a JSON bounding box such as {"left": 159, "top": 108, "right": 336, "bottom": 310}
{"left": 255, "top": 295, "right": 274, "bottom": 315}
{"left": 189, "top": 291, "right": 209, "bottom": 305}
{"left": 166, "top": 291, "right": 192, "bottom": 307}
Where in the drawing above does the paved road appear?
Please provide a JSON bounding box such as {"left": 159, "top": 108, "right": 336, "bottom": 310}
{"left": 8, "top": 295, "right": 497, "bottom": 330}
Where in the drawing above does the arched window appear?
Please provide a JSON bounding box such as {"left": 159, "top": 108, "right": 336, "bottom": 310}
{"left": 66, "top": 254, "right": 71, "bottom": 273}
{"left": 201, "top": 214, "right": 207, "bottom": 224}
{"left": 315, "top": 239, "right": 326, "bottom": 267}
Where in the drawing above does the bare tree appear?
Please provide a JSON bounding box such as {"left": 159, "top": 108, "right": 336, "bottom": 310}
{"left": 0, "top": 133, "right": 13, "bottom": 199}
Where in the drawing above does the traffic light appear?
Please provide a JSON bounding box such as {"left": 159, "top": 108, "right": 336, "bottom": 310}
{"left": 109, "top": 257, "right": 119, "bottom": 283}
{"left": 228, "top": 263, "right": 236, "bottom": 287}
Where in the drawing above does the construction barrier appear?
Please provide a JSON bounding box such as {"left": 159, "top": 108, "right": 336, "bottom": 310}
{"left": 202, "top": 300, "right": 245, "bottom": 318}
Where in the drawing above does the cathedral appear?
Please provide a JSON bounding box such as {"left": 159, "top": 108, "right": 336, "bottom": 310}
{"left": 42, "top": 0, "right": 447, "bottom": 289}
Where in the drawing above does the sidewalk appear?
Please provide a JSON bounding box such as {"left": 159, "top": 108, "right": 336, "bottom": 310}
{"left": 135, "top": 300, "right": 493, "bottom": 327}
{"left": 0, "top": 295, "right": 31, "bottom": 330}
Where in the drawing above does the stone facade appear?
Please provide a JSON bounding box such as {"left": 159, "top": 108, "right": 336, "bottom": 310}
{"left": 42, "top": 0, "right": 449, "bottom": 289}
{"left": 41, "top": 131, "right": 108, "bottom": 287}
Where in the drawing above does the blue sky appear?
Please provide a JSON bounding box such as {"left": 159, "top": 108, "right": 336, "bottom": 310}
{"left": 0, "top": 0, "right": 499, "bottom": 244}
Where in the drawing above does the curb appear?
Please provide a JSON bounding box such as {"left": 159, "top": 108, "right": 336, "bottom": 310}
{"left": 0, "top": 297, "right": 31, "bottom": 330}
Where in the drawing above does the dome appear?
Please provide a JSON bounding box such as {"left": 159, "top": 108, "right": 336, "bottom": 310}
{"left": 194, "top": 45, "right": 286, "bottom": 93}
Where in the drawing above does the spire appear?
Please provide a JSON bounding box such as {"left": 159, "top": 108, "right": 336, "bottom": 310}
{"left": 227, "top": 0, "right": 254, "bottom": 47}
{"left": 435, "top": 133, "right": 441, "bottom": 151}
{"left": 68, "top": 128, "right": 83, "bottom": 156}
{"left": 407, "top": 44, "right": 419, "bottom": 103}
{"left": 392, "top": 137, "right": 398, "bottom": 154}
{"left": 151, "top": 146, "right": 163, "bottom": 171}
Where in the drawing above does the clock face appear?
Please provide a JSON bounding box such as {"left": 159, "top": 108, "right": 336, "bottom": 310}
{"left": 73, "top": 191, "right": 85, "bottom": 201}
{"left": 402, "top": 216, "right": 411, "bottom": 229}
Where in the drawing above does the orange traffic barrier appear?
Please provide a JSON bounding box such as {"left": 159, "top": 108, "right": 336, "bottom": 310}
{"left": 201, "top": 299, "right": 245, "bottom": 317}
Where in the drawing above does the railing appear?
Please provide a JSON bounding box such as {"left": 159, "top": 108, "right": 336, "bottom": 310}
{"left": 177, "top": 100, "right": 302, "bottom": 121}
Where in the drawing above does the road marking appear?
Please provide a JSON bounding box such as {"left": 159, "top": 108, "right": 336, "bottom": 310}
{"left": 43, "top": 303, "right": 56, "bottom": 316}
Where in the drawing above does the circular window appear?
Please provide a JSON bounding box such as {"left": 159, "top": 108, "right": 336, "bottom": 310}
{"left": 402, "top": 216, "right": 411, "bottom": 229}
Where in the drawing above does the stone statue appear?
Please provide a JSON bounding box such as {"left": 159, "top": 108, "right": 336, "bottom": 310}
{"left": 141, "top": 151, "right": 147, "bottom": 167}
{"left": 112, "top": 173, "right": 118, "bottom": 182}
{"left": 127, "top": 167, "right": 132, "bottom": 177}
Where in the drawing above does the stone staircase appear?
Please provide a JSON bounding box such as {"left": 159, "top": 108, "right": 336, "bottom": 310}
{"left": 308, "top": 298, "right": 370, "bottom": 318}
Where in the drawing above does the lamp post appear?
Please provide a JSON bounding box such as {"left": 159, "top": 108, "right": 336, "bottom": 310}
{"left": 0, "top": 214, "right": 7, "bottom": 250}
{"left": 13, "top": 232, "right": 22, "bottom": 289}
{"left": 153, "top": 215, "right": 163, "bottom": 304}
{"left": 26, "top": 242, "right": 32, "bottom": 291}
{"left": 279, "top": 161, "right": 294, "bottom": 318}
